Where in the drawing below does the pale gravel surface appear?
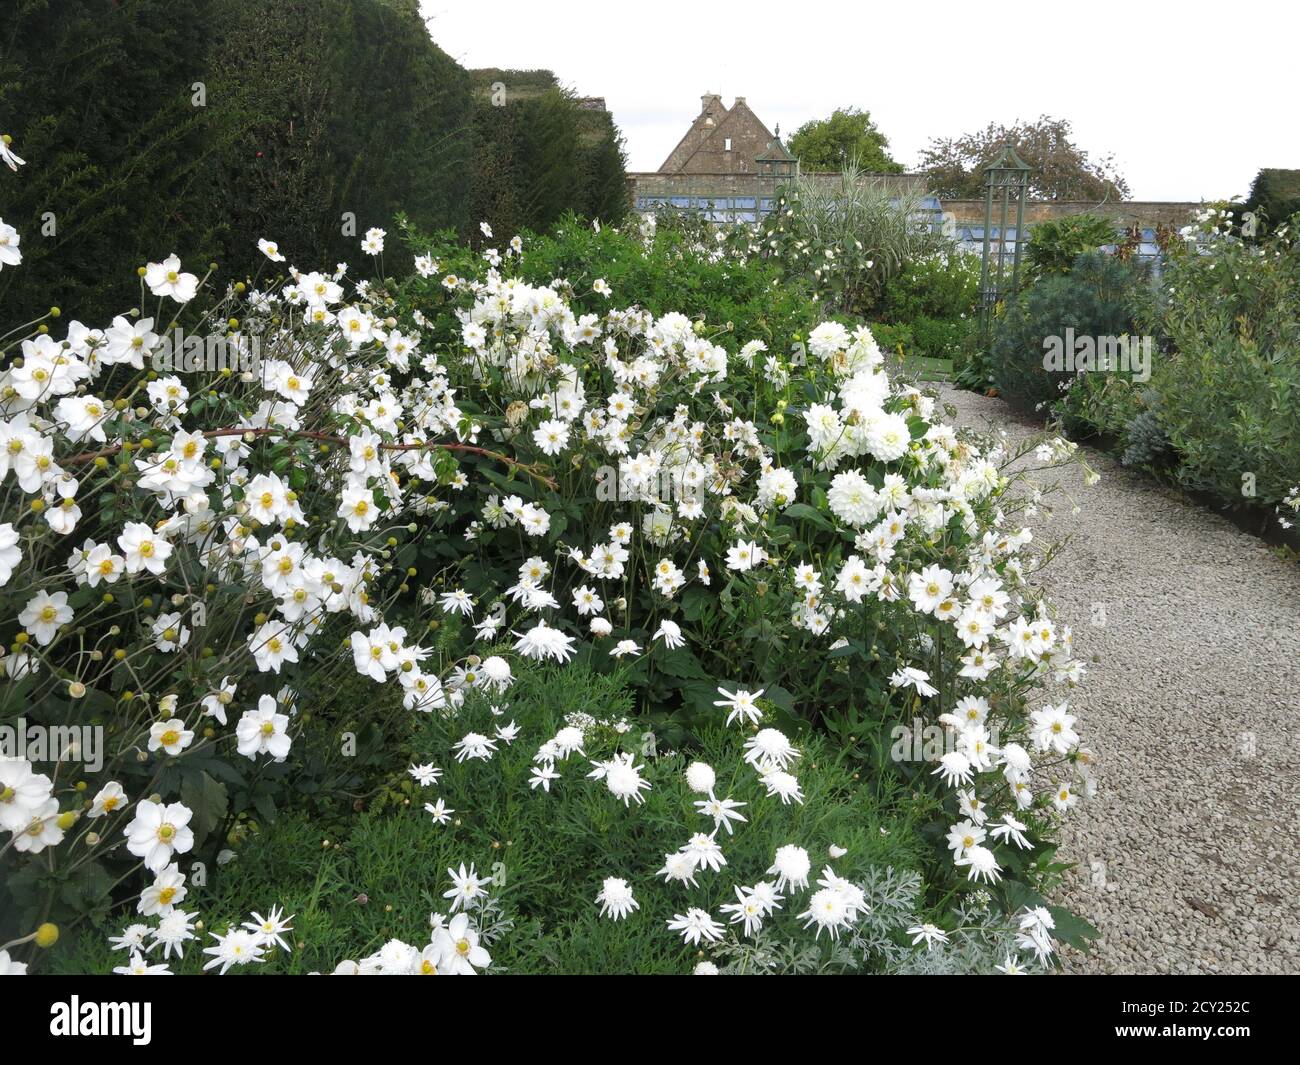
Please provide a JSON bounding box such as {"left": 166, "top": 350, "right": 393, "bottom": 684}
{"left": 940, "top": 385, "right": 1300, "bottom": 975}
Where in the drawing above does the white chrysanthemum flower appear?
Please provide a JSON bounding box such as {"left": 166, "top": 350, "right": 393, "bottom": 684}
{"left": 767, "top": 844, "right": 811, "bottom": 891}
{"left": 588, "top": 752, "right": 651, "bottom": 806}
{"left": 685, "top": 761, "right": 716, "bottom": 795}
{"left": 512, "top": 621, "right": 576, "bottom": 663}
{"left": 595, "top": 877, "right": 639, "bottom": 921}
{"left": 743, "top": 728, "right": 800, "bottom": 772}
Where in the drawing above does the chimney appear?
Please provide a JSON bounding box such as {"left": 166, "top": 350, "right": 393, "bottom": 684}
{"left": 701, "top": 92, "right": 722, "bottom": 113}
{"left": 734, "top": 96, "right": 746, "bottom": 105}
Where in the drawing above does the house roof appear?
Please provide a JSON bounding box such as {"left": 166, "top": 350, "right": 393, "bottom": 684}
{"left": 658, "top": 94, "right": 783, "bottom": 174}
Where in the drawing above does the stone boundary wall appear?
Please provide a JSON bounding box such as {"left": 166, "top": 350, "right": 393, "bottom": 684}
{"left": 940, "top": 198, "right": 1200, "bottom": 228}
{"left": 628, "top": 172, "right": 1200, "bottom": 230}
{"left": 628, "top": 170, "right": 929, "bottom": 201}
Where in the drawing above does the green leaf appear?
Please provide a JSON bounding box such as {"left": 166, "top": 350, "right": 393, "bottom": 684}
{"left": 252, "top": 790, "right": 277, "bottom": 825}
{"left": 762, "top": 684, "right": 795, "bottom": 713}
{"left": 1047, "top": 905, "right": 1101, "bottom": 951}
{"left": 783, "top": 502, "right": 833, "bottom": 531}
{"left": 655, "top": 649, "right": 709, "bottom": 680}
{"left": 180, "top": 770, "right": 228, "bottom": 848}
{"left": 681, "top": 586, "right": 711, "bottom": 623}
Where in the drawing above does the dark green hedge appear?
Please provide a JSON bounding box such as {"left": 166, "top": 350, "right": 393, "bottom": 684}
{"left": 0, "top": 0, "right": 224, "bottom": 321}
{"left": 0, "top": 1, "right": 627, "bottom": 323}
{"left": 469, "top": 69, "right": 627, "bottom": 239}
{"left": 1243, "top": 168, "right": 1300, "bottom": 235}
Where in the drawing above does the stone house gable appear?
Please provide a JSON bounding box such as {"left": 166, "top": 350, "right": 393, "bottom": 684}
{"left": 658, "top": 94, "right": 780, "bottom": 175}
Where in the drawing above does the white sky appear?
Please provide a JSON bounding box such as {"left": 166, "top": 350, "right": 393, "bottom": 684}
{"left": 420, "top": 0, "right": 1298, "bottom": 202}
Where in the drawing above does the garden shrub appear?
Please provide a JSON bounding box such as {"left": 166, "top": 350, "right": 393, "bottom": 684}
{"left": 517, "top": 214, "right": 818, "bottom": 348}
{"left": 206, "top": 0, "right": 476, "bottom": 278}
{"left": 1148, "top": 335, "right": 1299, "bottom": 510}
{"left": 0, "top": 0, "right": 477, "bottom": 323}
{"left": 990, "top": 251, "right": 1148, "bottom": 414}
{"left": 882, "top": 251, "right": 981, "bottom": 324}
{"left": 1046, "top": 207, "right": 1300, "bottom": 528}
{"left": 875, "top": 251, "right": 979, "bottom": 364}
{"left": 1120, "top": 404, "right": 1174, "bottom": 471}
{"left": 950, "top": 350, "right": 992, "bottom": 393}
{"left": 910, "top": 315, "right": 973, "bottom": 362}
{"left": 0, "top": 0, "right": 223, "bottom": 323}
{"left": 1023, "top": 214, "right": 1119, "bottom": 278}
{"left": 1053, "top": 369, "right": 1144, "bottom": 442}
{"left": 1143, "top": 212, "right": 1300, "bottom": 510}
{"left": 0, "top": 169, "right": 1097, "bottom": 973}
{"left": 869, "top": 322, "right": 915, "bottom": 358}
{"left": 757, "top": 162, "right": 952, "bottom": 317}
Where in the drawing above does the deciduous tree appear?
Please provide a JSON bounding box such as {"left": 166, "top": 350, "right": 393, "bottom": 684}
{"left": 919, "top": 116, "right": 1130, "bottom": 201}
{"left": 788, "top": 108, "right": 902, "bottom": 173}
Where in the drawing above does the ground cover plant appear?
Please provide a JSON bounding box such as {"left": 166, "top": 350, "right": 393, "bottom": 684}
{"left": 0, "top": 143, "right": 1098, "bottom": 973}
{"left": 50, "top": 665, "right": 1050, "bottom": 975}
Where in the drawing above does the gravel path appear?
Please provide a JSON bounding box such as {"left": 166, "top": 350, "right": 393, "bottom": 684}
{"left": 940, "top": 385, "right": 1300, "bottom": 975}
